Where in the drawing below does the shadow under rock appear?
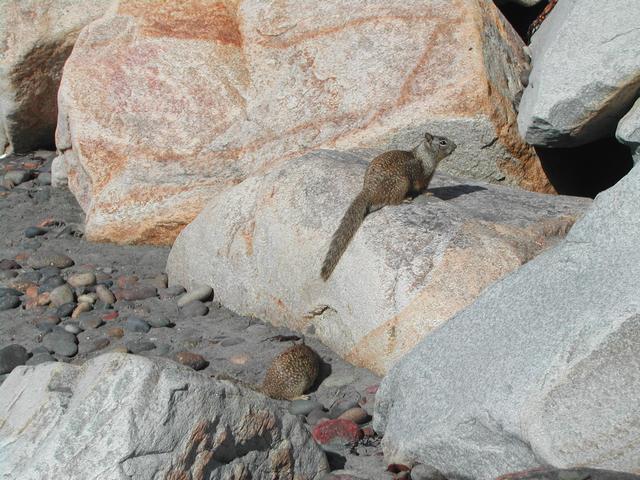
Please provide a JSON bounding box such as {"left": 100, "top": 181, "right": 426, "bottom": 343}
{"left": 311, "top": 358, "right": 333, "bottom": 393}
{"left": 428, "top": 184, "right": 488, "bottom": 201}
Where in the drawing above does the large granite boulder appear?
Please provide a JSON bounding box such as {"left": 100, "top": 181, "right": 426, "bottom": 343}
{"left": 617, "top": 98, "right": 640, "bottom": 162}
{"left": 517, "top": 0, "right": 640, "bottom": 146}
{"left": 0, "top": 353, "right": 328, "bottom": 479}
{"left": 373, "top": 163, "right": 640, "bottom": 478}
{"left": 0, "top": 0, "right": 113, "bottom": 154}
{"left": 167, "top": 149, "right": 589, "bottom": 375}
{"left": 55, "top": 0, "right": 550, "bottom": 245}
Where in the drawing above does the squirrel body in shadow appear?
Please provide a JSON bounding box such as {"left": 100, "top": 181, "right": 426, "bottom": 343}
{"left": 320, "top": 132, "right": 457, "bottom": 281}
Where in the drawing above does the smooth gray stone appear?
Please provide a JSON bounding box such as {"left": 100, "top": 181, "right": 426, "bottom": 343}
{"left": 0, "top": 345, "right": 28, "bottom": 374}
{"left": 0, "top": 295, "right": 20, "bottom": 311}
{"left": 375, "top": 164, "right": 640, "bottom": 478}
{"left": 179, "top": 300, "right": 208, "bottom": 317}
{"left": 26, "top": 353, "right": 57, "bottom": 366}
{"left": 43, "top": 330, "right": 77, "bottom": 357}
{"left": 125, "top": 317, "right": 151, "bottom": 333}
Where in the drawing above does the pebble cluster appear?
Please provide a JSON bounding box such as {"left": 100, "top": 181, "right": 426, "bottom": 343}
{"left": 0, "top": 151, "right": 393, "bottom": 479}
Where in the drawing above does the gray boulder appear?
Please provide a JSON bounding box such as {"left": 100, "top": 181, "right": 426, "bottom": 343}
{"left": 373, "top": 163, "right": 640, "bottom": 479}
{"left": 0, "top": 353, "right": 328, "bottom": 479}
{"left": 167, "top": 149, "right": 589, "bottom": 375}
{"left": 517, "top": 0, "right": 640, "bottom": 146}
{"left": 617, "top": 97, "right": 640, "bottom": 162}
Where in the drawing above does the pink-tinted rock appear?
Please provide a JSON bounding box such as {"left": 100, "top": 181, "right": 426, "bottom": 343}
{"left": 312, "top": 419, "right": 362, "bottom": 445}
{"left": 0, "top": 0, "right": 114, "bottom": 153}
{"left": 56, "top": 0, "right": 550, "bottom": 245}
{"left": 174, "top": 351, "right": 208, "bottom": 371}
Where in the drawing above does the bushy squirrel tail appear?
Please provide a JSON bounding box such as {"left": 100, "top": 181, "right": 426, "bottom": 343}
{"left": 320, "top": 192, "right": 369, "bottom": 281}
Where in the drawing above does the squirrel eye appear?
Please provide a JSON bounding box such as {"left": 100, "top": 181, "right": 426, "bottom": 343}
{"left": 439, "top": 140, "right": 447, "bottom": 146}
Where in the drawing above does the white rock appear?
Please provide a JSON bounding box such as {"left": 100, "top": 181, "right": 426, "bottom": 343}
{"left": 167, "top": 149, "right": 589, "bottom": 375}
{"left": 0, "top": 353, "right": 328, "bottom": 479}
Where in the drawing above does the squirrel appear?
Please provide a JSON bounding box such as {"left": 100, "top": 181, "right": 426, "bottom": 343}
{"left": 213, "top": 343, "right": 320, "bottom": 401}
{"left": 320, "top": 132, "right": 457, "bottom": 281}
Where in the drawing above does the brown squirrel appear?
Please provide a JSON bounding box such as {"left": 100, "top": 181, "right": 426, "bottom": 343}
{"left": 320, "top": 132, "right": 456, "bottom": 281}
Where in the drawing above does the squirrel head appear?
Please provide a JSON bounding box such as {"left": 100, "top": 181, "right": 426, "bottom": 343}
{"left": 424, "top": 132, "right": 457, "bottom": 161}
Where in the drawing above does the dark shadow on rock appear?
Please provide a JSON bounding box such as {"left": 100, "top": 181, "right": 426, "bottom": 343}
{"left": 495, "top": 1, "right": 549, "bottom": 42}
{"left": 312, "top": 358, "right": 332, "bottom": 393}
{"left": 428, "top": 185, "right": 488, "bottom": 201}
{"left": 325, "top": 451, "right": 347, "bottom": 470}
{"left": 537, "top": 137, "right": 634, "bottom": 198}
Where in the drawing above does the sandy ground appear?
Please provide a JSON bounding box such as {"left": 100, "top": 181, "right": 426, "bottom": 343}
{"left": 0, "top": 151, "right": 389, "bottom": 479}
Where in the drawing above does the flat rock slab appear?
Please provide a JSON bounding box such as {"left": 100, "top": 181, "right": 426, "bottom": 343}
{"left": 0, "top": 353, "right": 328, "bottom": 479}
{"left": 517, "top": 0, "right": 640, "bottom": 146}
{"left": 167, "top": 149, "right": 590, "bottom": 375}
{"left": 56, "top": 0, "right": 549, "bottom": 245}
{"left": 373, "top": 163, "right": 640, "bottom": 478}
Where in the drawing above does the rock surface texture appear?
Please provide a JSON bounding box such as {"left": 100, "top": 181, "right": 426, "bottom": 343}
{"left": 373, "top": 163, "right": 640, "bottom": 478}
{"left": 517, "top": 0, "right": 640, "bottom": 146}
{"left": 0, "top": 0, "right": 114, "bottom": 153}
{"left": 167, "top": 149, "right": 589, "bottom": 375}
{"left": 56, "top": 0, "right": 550, "bottom": 245}
{"left": 0, "top": 353, "right": 328, "bottom": 479}
{"left": 617, "top": 97, "right": 640, "bottom": 162}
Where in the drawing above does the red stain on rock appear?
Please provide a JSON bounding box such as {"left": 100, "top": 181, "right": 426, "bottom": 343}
{"left": 119, "top": 0, "right": 243, "bottom": 46}
{"left": 311, "top": 419, "right": 362, "bottom": 445}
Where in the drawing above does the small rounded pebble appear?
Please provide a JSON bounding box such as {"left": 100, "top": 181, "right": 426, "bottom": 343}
{"left": 101, "top": 311, "right": 119, "bottom": 321}
{"left": 228, "top": 354, "right": 250, "bottom": 365}
{"left": 147, "top": 316, "right": 171, "bottom": 328}
{"left": 43, "top": 330, "right": 78, "bottom": 357}
{"left": 289, "top": 399, "right": 324, "bottom": 416}
{"left": 306, "top": 407, "right": 330, "bottom": 426}
{"left": 329, "top": 398, "right": 360, "bottom": 419}
{"left": 153, "top": 344, "right": 171, "bottom": 356}
{"left": 0, "top": 259, "right": 20, "bottom": 270}
{"left": 149, "top": 273, "right": 168, "bottom": 289}
{"left": 0, "top": 344, "right": 28, "bottom": 374}
{"left": 79, "top": 315, "right": 104, "bottom": 330}
{"left": 79, "top": 337, "right": 110, "bottom": 355}
{"left": 27, "top": 251, "right": 74, "bottom": 270}
{"left": 4, "top": 169, "right": 32, "bottom": 185}
{"left": 177, "top": 285, "right": 213, "bottom": 307}
{"left": 38, "top": 275, "right": 66, "bottom": 292}
{"left": 0, "top": 287, "right": 23, "bottom": 297}
{"left": 106, "top": 326, "right": 124, "bottom": 338}
{"left": 125, "top": 317, "right": 151, "bottom": 333}
{"left": 77, "top": 293, "right": 97, "bottom": 304}
{"left": 113, "top": 285, "right": 157, "bottom": 301}
{"left": 24, "top": 226, "right": 47, "bottom": 238}
{"left": 174, "top": 351, "right": 208, "bottom": 370}
{"left": 311, "top": 419, "right": 362, "bottom": 445}
{"left": 116, "top": 274, "right": 139, "bottom": 289}
{"left": 337, "top": 407, "right": 370, "bottom": 425}
{"left": 220, "top": 337, "right": 245, "bottom": 347}
{"left": 158, "top": 285, "right": 186, "bottom": 299}
{"left": 71, "top": 302, "right": 92, "bottom": 318}
{"left": 365, "top": 384, "right": 379, "bottom": 395}
{"left": 26, "top": 352, "right": 57, "bottom": 366}
{"left": 0, "top": 270, "right": 18, "bottom": 280}
{"left": 95, "top": 284, "right": 116, "bottom": 304}
{"left": 34, "top": 315, "right": 61, "bottom": 330}
{"left": 323, "top": 372, "right": 357, "bottom": 389}
{"left": 64, "top": 323, "right": 82, "bottom": 334}
{"left": 126, "top": 340, "right": 156, "bottom": 354}
{"left": 36, "top": 172, "right": 52, "bottom": 186}
{"left": 180, "top": 300, "right": 209, "bottom": 317}
{"left": 56, "top": 302, "right": 76, "bottom": 318}
{"left": 67, "top": 272, "right": 96, "bottom": 288}
{"left": 110, "top": 346, "right": 129, "bottom": 354}
{"left": 50, "top": 284, "right": 75, "bottom": 307}
{"left": 0, "top": 295, "right": 20, "bottom": 311}
{"left": 36, "top": 292, "right": 51, "bottom": 306}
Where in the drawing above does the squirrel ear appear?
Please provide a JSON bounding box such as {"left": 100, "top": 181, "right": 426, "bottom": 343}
{"left": 424, "top": 132, "right": 433, "bottom": 142}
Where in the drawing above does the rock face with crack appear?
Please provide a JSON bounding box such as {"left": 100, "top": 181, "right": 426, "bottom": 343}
{"left": 166, "top": 149, "right": 590, "bottom": 375}
{"left": 373, "top": 163, "right": 640, "bottom": 479}
{"left": 55, "top": 0, "right": 550, "bottom": 245}
{"left": 0, "top": 0, "right": 114, "bottom": 154}
{"left": 517, "top": 0, "right": 640, "bottom": 147}
{"left": 0, "top": 353, "right": 328, "bottom": 479}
